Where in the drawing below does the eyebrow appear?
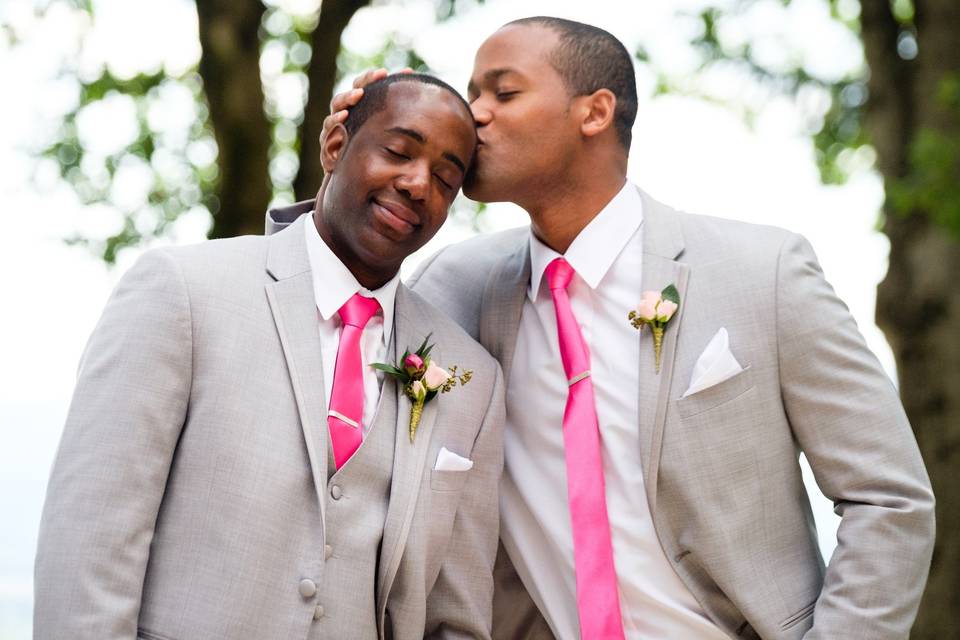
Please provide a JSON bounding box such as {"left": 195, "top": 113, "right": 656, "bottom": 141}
{"left": 385, "top": 126, "right": 467, "bottom": 174}
{"left": 387, "top": 126, "right": 425, "bottom": 144}
{"left": 467, "top": 68, "right": 517, "bottom": 96}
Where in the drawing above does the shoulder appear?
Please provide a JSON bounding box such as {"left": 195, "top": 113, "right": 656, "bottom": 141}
{"left": 138, "top": 234, "right": 268, "bottom": 288}
{"left": 678, "top": 210, "right": 795, "bottom": 255}
{"left": 667, "top": 209, "right": 806, "bottom": 278}
{"left": 398, "top": 286, "right": 500, "bottom": 379}
{"left": 159, "top": 234, "right": 267, "bottom": 271}
{"left": 409, "top": 226, "right": 528, "bottom": 286}
{"left": 407, "top": 226, "right": 528, "bottom": 340}
{"left": 440, "top": 225, "right": 529, "bottom": 259}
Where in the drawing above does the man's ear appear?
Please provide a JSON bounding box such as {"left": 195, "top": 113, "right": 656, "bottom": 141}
{"left": 577, "top": 89, "right": 617, "bottom": 139}
{"left": 321, "top": 124, "right": 349, "bottom": 172}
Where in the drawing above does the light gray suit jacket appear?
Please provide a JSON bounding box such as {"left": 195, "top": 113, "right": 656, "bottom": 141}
{"left": 35, "top": 213, "right": 505, "bottom": 639}
{"left": 403, "top": 189, "right": 935, "bottom": 640}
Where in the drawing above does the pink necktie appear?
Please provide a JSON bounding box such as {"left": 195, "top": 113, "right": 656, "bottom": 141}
{"left": 546, "top": 257, "right": 625, "bottom": 640}
{"left": 328, "top": 293, "right": 380, "bottom": 470}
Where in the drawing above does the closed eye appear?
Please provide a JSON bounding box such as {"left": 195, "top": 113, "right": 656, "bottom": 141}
{"left": 384, "top": 147, "right": 410, "bottom": 160}
{"left": 496, "top": 91, "right": 519, "bottom": 101}
{"left": 434, "top": 174, "right": 453, "bottom": 190}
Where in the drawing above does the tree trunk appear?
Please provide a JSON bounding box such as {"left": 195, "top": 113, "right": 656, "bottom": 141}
{"left": 294, "top": 0, "right": 371, "bottom": 200}
{"left": 862, "top": 1, "right": 960, "bottom": 636}
{"left": 195, "top": 0, "right": 272, "bottom": 239}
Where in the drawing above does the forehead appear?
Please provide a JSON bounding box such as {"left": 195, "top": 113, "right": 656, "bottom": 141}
{"left": 366, "top": 82, "right": 475, "bottom": 146}
{"left": 472, "top": 24, "right": 560, "bottom": 79}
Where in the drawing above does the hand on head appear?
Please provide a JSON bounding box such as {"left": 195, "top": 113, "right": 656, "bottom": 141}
{"left": 321, "top": 67, "right": 414, "bottom": 149}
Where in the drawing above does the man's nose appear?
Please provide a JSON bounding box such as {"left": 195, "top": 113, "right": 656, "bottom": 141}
{"left": 396, "top": 163, "right": 429, "bottom": 201}
{"left": 471, "top": 100, "right": 492, "bottom": 127}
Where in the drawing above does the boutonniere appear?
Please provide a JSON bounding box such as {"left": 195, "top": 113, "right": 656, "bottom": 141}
{"left": 628, "top": 284, "right": 680, "bottom": 373}
{"left": 371, "top": 334, "right": 472, "bottom": 442}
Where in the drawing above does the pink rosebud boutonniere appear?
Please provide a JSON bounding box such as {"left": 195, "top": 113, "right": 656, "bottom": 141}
{"left": 403, "top": 353, "right": 424, "bottom": 376}
{"left": 628, "top": 284, "right": 681, "bottom": 373}
{"left": 372, "top": 334, "right": 472, "bottom": 442}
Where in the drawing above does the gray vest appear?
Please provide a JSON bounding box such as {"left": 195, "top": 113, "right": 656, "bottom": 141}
{"left": 308, "top": 382, "right": 397, "bottom": 639}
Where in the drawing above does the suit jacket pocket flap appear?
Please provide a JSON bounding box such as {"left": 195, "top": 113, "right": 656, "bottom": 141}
{"left": 677, "top": 365, "right": 754, "bottom": 419}
{"left": 430, "top": 468, "right": 472, "bottom": 492}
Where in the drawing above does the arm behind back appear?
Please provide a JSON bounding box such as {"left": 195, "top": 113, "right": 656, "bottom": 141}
{"left": 775, "top": 234, "right": 934, "bottom": 638}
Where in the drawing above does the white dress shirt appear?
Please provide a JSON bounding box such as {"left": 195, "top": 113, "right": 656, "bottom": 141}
{"left": 501, "top": 183, "right": 728, "bottom": 639}
{"left": 304, "top": 215, "right": 399, "bottom": 435}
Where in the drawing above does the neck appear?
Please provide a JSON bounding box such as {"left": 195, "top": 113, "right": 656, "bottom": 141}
{"left": 312, "top": 196, "right": 398, "bottom": 291}
{"left": 524, "top": 169, "right": 627, "bottom": 254}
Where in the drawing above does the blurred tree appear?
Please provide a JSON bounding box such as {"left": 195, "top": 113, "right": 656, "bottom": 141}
{"left": 861, "top": 2, "right": 959, "bottom": 635}
{"left": 194, "top": 0, "right": 274, "bottom": 239}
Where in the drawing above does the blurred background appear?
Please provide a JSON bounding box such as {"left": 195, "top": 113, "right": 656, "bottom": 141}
{"left": 1, "top": 0, "right": 956, "bottom": 637}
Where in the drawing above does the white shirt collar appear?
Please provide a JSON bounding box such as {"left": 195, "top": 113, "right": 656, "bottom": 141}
{"left": 528, "top": 181, "right": 644, "bottom": 300}
{"left": 304, "top": 213, "right": 398, "bottom": 344}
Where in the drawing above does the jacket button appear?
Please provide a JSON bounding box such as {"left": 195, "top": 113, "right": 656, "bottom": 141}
{"left": 325, "top": 544, "right": 333, "bottom": 560}
{"left": 314, "top": 604, "right": 325, "bottom": 620}
{"left": 330, "top": 485, "right": 343, "bottom": 500}
{"left": 299, "top": 578, "right": 317, "bottom": 598}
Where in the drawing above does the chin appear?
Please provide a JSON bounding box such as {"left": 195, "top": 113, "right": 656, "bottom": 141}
{"left": 354, "top": 232, "right": 405, "bottom": 270}
{"left": 463, "top": 172, "right": 508, "bottom": 203}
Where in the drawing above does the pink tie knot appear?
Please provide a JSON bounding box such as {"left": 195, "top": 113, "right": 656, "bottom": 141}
{"left": 338, "top": 293, "right": 380, "bottom": 328}
{"left": 545, "top": 257, "right": 574, "bottom": 291}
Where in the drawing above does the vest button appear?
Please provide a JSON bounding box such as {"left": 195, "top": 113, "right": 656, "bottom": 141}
{"left": 299, "top": 578, "right": 317, "bottom": 598}
{"left": 314, "top": 604, "right": 325, "bottom": 620}
{"left": 325, "top": 544, "right": 333, "bottom": 560}
{"left": 330, "top": 485, "right": 343, "bottom": 500}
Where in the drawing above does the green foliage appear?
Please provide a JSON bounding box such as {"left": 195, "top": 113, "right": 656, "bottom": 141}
{"left": 261, "top": 4, "right": 320, "bottom": 203}
{"left": 336, "top": 33, "right": 430, "bottom": 79}
{"left": 40, "top": 67, "right": 218, "bottom": 264}
{"left": 434, "top": 0, "right": 485, "bottom": 22}
{"left": 887, "top": 74, "right": 960, "bottom": 237}
{"left": 681, "top": 4, "right": 872, "bottom": 186}
{"left": 813, "top": 79, "right": 870, "bottom": 184}
{"left": 78, "top": 70, "right": 165, "bottom": 102}
{"left": 890, "top": 0, "right": 916, "bottom": 24}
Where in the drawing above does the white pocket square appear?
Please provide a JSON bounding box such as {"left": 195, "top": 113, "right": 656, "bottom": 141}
{"left": 683, "top": 327, "right": 743, "bottom": 397}
{"left": 434, "top": 447, "right": 474, "bottom": 472}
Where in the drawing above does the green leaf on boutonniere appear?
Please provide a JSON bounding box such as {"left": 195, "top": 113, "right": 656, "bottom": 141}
{"left": 661, "top": 284, "right": 680, "bottom": 305}
{"left": 416, "top": 333, "right": 432, "bottom": 355}
{"left": 371, "top": 333, "right": 472, "bottom": 442}
{"left": 370, "top": 363, "right": 406, "bottom": 378}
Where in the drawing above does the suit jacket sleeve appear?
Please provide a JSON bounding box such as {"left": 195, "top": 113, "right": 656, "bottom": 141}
{"left": 34, "top": 249, "right": 193, "bottom": 639}
{"left": 424, "top": 362, "right": 506, "bottom": 640}
{"left": 775, "top": 234, "right": 935, "bottom": 639}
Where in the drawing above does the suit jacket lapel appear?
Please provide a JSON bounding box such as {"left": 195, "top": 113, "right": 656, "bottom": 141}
{"left": 377, "top": 284, "right": 441, "bottom": 618}
{"left": 479, "top": 236, "right": 530, "bottom": 383}
{"left": 636, "top": 189, "right": 689, "bottom": 514}
{"left": 264, "top": 213, "right": 330, "bottom": 525}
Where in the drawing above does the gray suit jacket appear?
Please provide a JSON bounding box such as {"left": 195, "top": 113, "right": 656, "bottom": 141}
{"left": 35, "top": 213, "right": 505, "bottom": 639}
{"left": 404, "top": 189, "right": 935, "bottom": 640}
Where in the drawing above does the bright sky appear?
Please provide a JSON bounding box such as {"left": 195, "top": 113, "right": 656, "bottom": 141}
{"left": 0, "top": 0, "right": 885, "bottom": 636}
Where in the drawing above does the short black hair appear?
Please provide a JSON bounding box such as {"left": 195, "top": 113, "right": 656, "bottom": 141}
{"left": 507, "top": 17, "right": 638, "bottom": 151}
{"left": 343, "top": 73, "right": 474, "bottom": 138}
